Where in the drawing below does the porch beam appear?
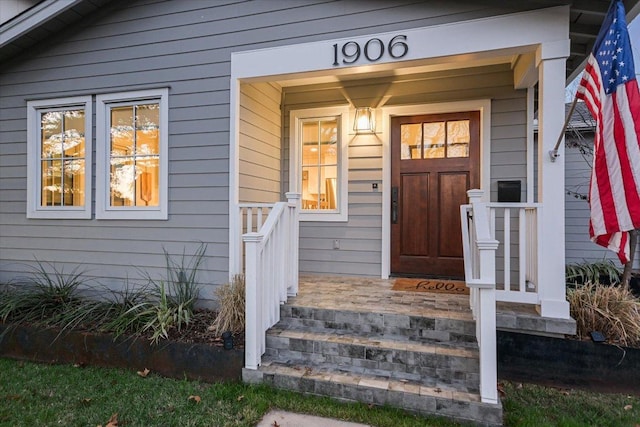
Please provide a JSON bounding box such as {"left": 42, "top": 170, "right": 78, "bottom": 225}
{"left": 535, "top": 41, "right": 571, "bottom": 319}
{"left": 513, "top": 52, "right": 537, "bottom": 90}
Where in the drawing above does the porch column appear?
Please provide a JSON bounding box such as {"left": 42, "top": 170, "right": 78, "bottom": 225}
{"left": 536, "top": 41, "right": 571, "bottom": 319}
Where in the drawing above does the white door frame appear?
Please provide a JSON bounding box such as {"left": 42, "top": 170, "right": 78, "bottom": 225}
{"left": 380, "top": 100, "right": 491, "bottom": 279}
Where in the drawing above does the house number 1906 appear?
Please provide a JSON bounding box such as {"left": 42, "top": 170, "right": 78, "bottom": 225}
{"left": 332, "top": 35, "right": 408, "bottom": 66}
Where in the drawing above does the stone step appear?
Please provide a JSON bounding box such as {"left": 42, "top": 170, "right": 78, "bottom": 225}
{"left": 279, "top": 304, "right": 477, "bottom": 346}
{"left": 243, "top": 363, "right": 502, "bottom": 427}
{"left": 265, "top": 327, "right": 480, "bottom": 392}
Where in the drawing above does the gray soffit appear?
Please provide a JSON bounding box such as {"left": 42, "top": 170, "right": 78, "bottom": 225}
{"left": 0, "top": 0, "right": 639, "bottom": 82}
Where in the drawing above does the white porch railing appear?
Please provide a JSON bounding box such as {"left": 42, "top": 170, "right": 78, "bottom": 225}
{"left": 237, "top": 203, "right": 274, "bottom": 273}
{"left": 460, "top": 189, "right": 500, "bottom": 405}
{"left": 487, "top": 202, "right": 541, "bottom": 304}
{"left": 461, "top": 190, "right": 544, "bottom": 404}
{"left": 243, "top": 192, "right": 300, "bottom": 370}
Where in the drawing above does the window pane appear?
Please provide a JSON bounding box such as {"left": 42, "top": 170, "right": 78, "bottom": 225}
{"left": 63, "top": 110, "right": 85, "bottom": 157}
{"left": 41, "top": 112, "right": 62, "bottom": 158}
{"left": 41, "top": 160, "right": 62, "bottom": 206}
{"left": 63, "top": 159, "right": 85, "bottom": 206}
{"left": 320, "top": 165, "right": 338, "bottom": 210}
{"left": 301, "top": 166, "right": 319, "bottom": 209}
{"left": 302, "top": 122, "right": 319, "bottom": 167}
{"left": 447, "top": 120, "right": 470, "bottom": 158}
{"left": 136, "top": 157, "right": 159, "bottom": 207}
{"left": 111, "top": 106, "right": 134, "bottom": 155}
{"left": 299, "top": 116, "right": 341, "bottom": 213}
{"left": 38, "top": 108, "right": 85, "bottom": 208}
{"left": 110, "top": 158, "right": 135, "bottom": 206}
{"left": 319, "top": 140, "right": 337, "bottom": 165}
{"left": 108, "top": 102, "right": 162, "bottom": 208}
{"left": 423, "top": 122, "right": 445, "bottom": 158}
{"left": 136, "top": 104, "right": 160, "bottom": 155}
{"left": 302, "top": 143, "right": 319, "bottom": 167}
{"left": 320, "top": 119, "right": 337, "bottom": 142}
{"left": 401, "top": 123, "right": 421, "bottom": 160}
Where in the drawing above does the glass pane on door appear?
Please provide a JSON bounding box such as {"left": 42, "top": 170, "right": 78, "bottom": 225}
{"left": 423, "top": 122, "right": 445, "bottom": 158}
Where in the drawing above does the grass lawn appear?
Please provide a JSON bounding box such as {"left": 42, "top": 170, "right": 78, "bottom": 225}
{"left": 0, "top": 358, "right": 639, "bottom": 427}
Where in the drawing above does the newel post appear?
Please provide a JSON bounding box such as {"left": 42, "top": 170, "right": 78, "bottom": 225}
{"left": 286, "top": 192, "right": 300, "bottom": 297}
{"left": 466, "top": 188, "right": 499, "bottom": 405}
{"left": 243, "top": 232, "right": 263, "bottom": 370}
{"left": 467, "top": 188, "right": 484, "bottom": 205}
{"left": 476, "top": 239, "right": 499, "bottom": 405}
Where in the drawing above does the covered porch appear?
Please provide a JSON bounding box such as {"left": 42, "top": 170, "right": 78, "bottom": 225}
{"left": 229, "top": 4, "right": 578, "bottom": 422}
{"left": 229, "top": 4, "right": 573, "bottom": 317}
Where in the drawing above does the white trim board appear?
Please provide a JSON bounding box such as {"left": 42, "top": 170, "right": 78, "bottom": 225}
{"left": 231, "top": 6, "right": 569, "bottom": 82}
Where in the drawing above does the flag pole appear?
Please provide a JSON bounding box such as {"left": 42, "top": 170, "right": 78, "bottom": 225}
{"left": 549, "top": 95, "right": 579, "bottom": 162}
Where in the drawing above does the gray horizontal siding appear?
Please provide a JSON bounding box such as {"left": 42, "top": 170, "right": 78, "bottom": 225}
{"left": 239, "top": 82, "right": 282, "bottom": 204}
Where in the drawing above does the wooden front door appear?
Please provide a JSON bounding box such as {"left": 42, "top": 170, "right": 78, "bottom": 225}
{"left": 391, "top": 111, "right": 480, "bottom": 278}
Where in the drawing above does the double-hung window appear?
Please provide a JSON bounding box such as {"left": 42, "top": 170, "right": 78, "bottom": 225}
{"left": 27, "top": 96, "right": 92, "bottom": 219}
{"left": 290, "top": 106, "right": 349, "bottom": 221}
{"left": 96, "top": 89, "right": 168, "bottom": 220}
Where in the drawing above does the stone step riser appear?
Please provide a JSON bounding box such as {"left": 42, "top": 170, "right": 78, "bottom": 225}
{"left": 247, "top": 368, "right": 501, "bottom": 426}
{"left": 279, "top": 305, "right": 476, "bottom": 344}
{"left": 265, "top": 335, "right": 480, "bottom": 392}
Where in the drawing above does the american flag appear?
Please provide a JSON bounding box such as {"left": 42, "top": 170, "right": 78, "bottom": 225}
{"left": 576, "top": 0, "right": 640, "bottom": 264}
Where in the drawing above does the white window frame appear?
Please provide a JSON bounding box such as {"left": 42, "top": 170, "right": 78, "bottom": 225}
{"left": 289, "top": 106, "right": 349, "bottom": 222}
{"left": 96, "top": 88, "right": 168, "bottom": 220}
{"left": 26, "top": 96, "right": 93, "bottom": 219}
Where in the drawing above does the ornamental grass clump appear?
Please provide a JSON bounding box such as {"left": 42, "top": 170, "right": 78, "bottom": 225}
{"left": 568, "top": 282, "right": 640, "bottom": 347}
{"left": 0, "top": 260, "right": 87, "bottom": 327}
{"left": 134, "top": 244, "right": 206, "bottom": 343}
{"left": 209, "top": 275, "right": 245, "bottom": 335}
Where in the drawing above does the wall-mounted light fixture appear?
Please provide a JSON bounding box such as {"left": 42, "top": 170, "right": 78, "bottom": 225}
{"left": 354, "top": 107, "right": 375, "bottom": 134}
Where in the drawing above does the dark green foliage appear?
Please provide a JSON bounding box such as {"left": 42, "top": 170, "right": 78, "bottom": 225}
{"left": 0, "top": 244, "right": 207, "bottom": 345}
{"left": 565, "top": 260, "right": 622, "bottom": 287}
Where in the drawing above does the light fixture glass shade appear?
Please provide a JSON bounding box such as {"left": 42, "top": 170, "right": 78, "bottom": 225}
{"left": 354, "top": 107, "right": 375, "bottom": 133}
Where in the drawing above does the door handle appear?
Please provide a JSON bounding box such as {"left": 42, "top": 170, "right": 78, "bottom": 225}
{"left": 391, "top": 187, "right": 398, "bottom": 224}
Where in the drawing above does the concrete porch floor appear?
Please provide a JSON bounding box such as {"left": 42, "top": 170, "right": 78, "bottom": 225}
{"left": 297, "top": 275, "right": 576, "bottom": 337}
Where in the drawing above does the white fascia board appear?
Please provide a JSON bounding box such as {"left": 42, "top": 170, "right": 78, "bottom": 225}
{"left": 231, "top": 5, "right": 570, "bottom": 81}
{"left": 0, "top": 0, "right": 84, "bottom": 47}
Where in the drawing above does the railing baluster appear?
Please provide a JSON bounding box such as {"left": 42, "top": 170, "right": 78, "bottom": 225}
{"left": 503, "top": 208, "right": 511, "bottom": 293}
{"left": 257, "top": 208, "right": 263, "bottom": 230}
{"left": 519, "top": 208, "right": 527, "bottom": 293}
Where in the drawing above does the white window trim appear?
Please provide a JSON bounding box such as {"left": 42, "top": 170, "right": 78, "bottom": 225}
{"left": 26, "top": 96, "right": 93, "bottom": 219}
{"left": 289, "top": 106, "right": 349, "bottom": 222}
{"left": 95, "top": 88, "right": 168, "bottom": 220}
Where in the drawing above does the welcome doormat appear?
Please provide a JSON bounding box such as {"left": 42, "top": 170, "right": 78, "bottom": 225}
{"left": 392, "top": 278, "right": 469, "bottom": 295}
